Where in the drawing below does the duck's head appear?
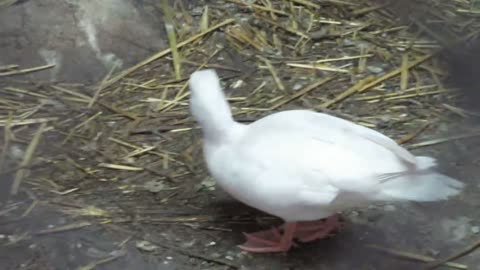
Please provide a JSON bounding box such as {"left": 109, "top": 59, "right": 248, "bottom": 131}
{"left": 188, "top": 69, "right": 235, "bottom": 137}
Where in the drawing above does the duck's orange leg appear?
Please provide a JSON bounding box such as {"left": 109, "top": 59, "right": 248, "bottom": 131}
{"left": 238, "top": 223, "right": 297, "bottom": 253}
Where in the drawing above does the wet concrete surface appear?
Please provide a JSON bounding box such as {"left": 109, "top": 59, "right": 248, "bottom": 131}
{"left": 0, "top": 0, "right": 166, "bottom": 83}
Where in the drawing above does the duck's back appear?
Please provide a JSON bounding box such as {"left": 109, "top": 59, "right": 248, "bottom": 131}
{"left": 239, "top": 110, "right": 410, "bottom": 178}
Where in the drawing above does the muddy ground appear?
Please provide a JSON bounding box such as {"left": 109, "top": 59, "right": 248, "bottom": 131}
{"left": 1, "top": 1, "right": 480, "bottom": 270}
{"left": 1, "top": 133, "right": 479, "bottom": 270}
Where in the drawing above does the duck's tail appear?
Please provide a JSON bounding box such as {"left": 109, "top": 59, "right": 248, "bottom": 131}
{"left": 376, "top": 156, "right": 464, "bottom": 202}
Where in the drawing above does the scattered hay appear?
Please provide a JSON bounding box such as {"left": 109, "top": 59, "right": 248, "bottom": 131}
{"left": 1, "top": 0, "right": 480, "bottom": 268}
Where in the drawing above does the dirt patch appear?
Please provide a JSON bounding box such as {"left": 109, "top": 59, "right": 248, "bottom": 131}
{"left": 0, "top": 0, "right": 166, "bottom": 83}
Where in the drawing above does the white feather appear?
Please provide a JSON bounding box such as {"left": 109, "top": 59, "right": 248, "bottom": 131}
{"left": 189, "top": 69, "right": 464, "bottom": 222}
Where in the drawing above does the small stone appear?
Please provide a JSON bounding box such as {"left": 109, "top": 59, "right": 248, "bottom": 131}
{"left": 144, "top": 180, "right": 166, "bottom": 193}
{"left": 367, "top": 66, "right": 384, "bottom": 74}
{"left": 201, "top": 177, "right": 216, "bottom": 191}
{"left": 9, "top": 145, "right": 24, "bottom": 160}
{"left": 231, "top": 80, "right": 245, "bottom": 89}
{"left": 136, "top": 240, "right": 158, "bottom": 252}
{"left": 206, "top": 241, "right": 216, "bottom": 246}
{"left": 191, "top": 7, "right": 203, "bottom": 16}
{"left": 471, "top": 226, "right": 480, "bottom": 234}
{"left": 293, "top": 82, "right": 303, "bottom": 91}
{"left": 225, "top": 255, "right": 234, "bottom": 261}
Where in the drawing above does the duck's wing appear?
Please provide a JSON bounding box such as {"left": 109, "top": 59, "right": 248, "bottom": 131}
{"left": 251, "top": 110, "right": 418, "bottom": 169}
{"left": 312, "top": 112, "right": 417, "bottom": 167}
{"left": 236, "top": 120, "right": 379, "bottom": 193}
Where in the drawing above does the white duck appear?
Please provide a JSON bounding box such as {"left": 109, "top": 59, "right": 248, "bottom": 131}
{"left": 188, "top": 69, "right": 464, "bottom": 253}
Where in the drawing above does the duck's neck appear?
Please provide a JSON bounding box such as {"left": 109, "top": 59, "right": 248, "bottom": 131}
{"left": 193, "top": 99, "right": 244, "bottom": 144}
{"left": 201, "top": 119, "right": 244, "bottom": 145}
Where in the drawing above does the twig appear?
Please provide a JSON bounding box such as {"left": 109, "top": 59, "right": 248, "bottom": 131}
{"left": 396, "top": 122, "right": 431, "bottom": 145}
{"left": 161, "top": 0, "right": 182, "bottom": 80}
{"left": 287, "top": 62, "right": 350, "bottom": 73}
{"left": 225, "top": 0, "right": 288, "bottom": 16}
{"left": 147, "top": 238, "right": 239, "bottom": 269}
{"left": 425, "top": 239, "right": 480, "bottom": 269}
{"left": 367, "top": 245, "right": 467, "bottom": 269}
{"left": 259, "top": 56, "right": 285, "bottom": 91}
{"left": 289, "top": 0, "right": 320, "bottom": 9}
{"left": 358, "top": 53, "right": 435, "bottom": 93}
{"left": 270, "top": 76, "right": 336, "bottom": 110}
{"left": 35, "top": 221, "right": 92, "bottom": 235}
{"left": 0, "top": 117, "right": 58, "bottom": 127}
{"left": 0, "top": 64, "right": 55, "bottom": 77}
{"left": 97, "top": 101, "right": 139, "bottom": 121}
{"left": 104, "top": 224, "right": 239, "bottom": 269}
{"left": 0, "top": 112, "right": 13, "bottom": 172}
{"left": 101, "top": 18, "right": 235, "bottom": 90}
{"left": 11, "top": 122, "right": 47, "bottom": 195}
{"left": 77, "top": 251, "right": 125, "bottom": 270}
{"left": 98, "top": 163, "right": 144, "bottom": 171}
{"left": 321, "top": 53, "right": 435, "bottom": 108}
{"left": 0, "top": 64, "right": 18, "bottom": 71}
{"left": 88, "top": 62, "right": 118, "bottom": 108}
{"left": 200, "top": 5, "right": 209, "bottom": 31}
{"left": 400, "top": 53, "right": 409, "bottom": 90}
{"left": 320, "top": 75, "right": 377, "bottom": 108}
{"left": 407, "top": 131, "right": 480, "bottom": 149}
{"left": 255, "top": 14, "right": 309, "bottom": 39}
